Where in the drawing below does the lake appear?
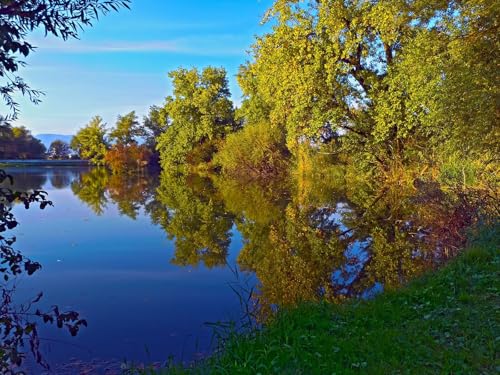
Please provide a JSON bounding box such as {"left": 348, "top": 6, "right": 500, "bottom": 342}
{"left": 2, "top": 166, "right": 470, "bottom": 373}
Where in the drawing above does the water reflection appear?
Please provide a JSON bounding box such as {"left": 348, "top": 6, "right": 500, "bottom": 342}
{"left": 5, "top": 166, "right": 86, "bottom": 192}
{"left": 43, "top": 167, "right": 477, "bottom": 320}
{"left": 152, "top": 174, "right": 234, "bottom": 268}
{"left": 0, "top": 168, "right": 88, "bottom": 372}
{"left": 71, "top": 168, "right": 157, "bottom": 219}
{"left": 3, "top": 168, "right": 474, "bottom": 368}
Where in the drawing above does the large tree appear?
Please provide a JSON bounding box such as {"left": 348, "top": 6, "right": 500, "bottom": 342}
{"left": 71, "top": 116, "right": 108, "bottom": 165}
{"left": 0, "top": 0, "right": 130, "bottom": 124}
{"left": 109, "top": 111, "right": 144, "bottom": 146}
{"left": 142, "top": 105, "right": 169, "bottom": 163}
{"left": 47, "top": 139, "right": 71, "bottom": 159}
{"left": 156, "top": 67, "right": 235, "bottom": 169}
{"left": 238, "top": 0, "right": 499, "bottom": 167}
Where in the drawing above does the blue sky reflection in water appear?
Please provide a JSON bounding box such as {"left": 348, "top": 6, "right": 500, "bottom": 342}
{"left": 2, "top": 165, "right": 463, "bottom": 371}
{"left": 7, "top": 167, "right": 249, "bottom": 369}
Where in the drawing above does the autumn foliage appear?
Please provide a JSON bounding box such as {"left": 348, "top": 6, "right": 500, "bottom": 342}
{"left": 104, "top": 144, "right": 151, "bottom": 174}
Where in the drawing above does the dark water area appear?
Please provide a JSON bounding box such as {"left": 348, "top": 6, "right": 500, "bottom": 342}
{"left": 1, "top": 166, "right": 473, "bottom": 373}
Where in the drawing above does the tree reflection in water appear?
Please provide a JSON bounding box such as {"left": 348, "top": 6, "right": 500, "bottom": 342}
{"left": 151, "top": 173, "right": 234, "bottom": 268}
{"left": 70, "top": 167, "right": 487, "bottom": 321}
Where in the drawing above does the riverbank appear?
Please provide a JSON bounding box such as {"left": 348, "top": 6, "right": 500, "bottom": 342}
{"left": 151, "top": 224, "right": 499, "bottom": 374}
{"left": 0, "top": 159, "right": 90, "bottom": 167}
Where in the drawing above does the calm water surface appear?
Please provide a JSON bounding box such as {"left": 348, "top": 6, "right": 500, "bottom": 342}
{"left": 3, "top": 166, "right": 469, "bottom": 372}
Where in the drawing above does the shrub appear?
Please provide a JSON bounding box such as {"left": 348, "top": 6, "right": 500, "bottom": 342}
{"left": 104, "top": 144, "right": 151, "bottom": 174}
{"left": 185, "top": 138, "right": 221, "bottom": 168}
{"left": 214, "top": 122, "right": 289, "bottom": 179}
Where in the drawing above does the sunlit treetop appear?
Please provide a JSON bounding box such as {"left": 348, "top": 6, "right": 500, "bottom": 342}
{"left": 156, "top": 66, "right": 236, "bottom": 169}
{"left": 239, "top": 0, "right": 498, "bottom": 164}
{"left": 70, "top": 115, "right": 109, "bottom": 166}
{"left": 109, "top": 111, "right": 144, "bottom": 146}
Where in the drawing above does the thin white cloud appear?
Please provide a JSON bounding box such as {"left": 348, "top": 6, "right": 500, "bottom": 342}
{"left": 30, "top": 36, "right": 246, "bottom": 56}
{"left": 34, "top": 39, "right": 180, "bottom": 53}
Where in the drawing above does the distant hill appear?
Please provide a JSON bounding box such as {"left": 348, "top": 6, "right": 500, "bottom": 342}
{"left": 35, "top": 134, "right": 74, "bottom": 149}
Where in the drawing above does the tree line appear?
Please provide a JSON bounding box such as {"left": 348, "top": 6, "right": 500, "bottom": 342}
{"left": 1, "top": 0, "right": 497, "bottom": 183}
{"left": 0, "top": 125, "right": 45, "bottom": 159}
{"left": 0, "top": 124, "right": 76, "bottom": 160}
{"left": 69, "top": 0, "right": 497, "bottom": 182}
{"left": 69, "top": 67, "right": 236, "bottom": 173}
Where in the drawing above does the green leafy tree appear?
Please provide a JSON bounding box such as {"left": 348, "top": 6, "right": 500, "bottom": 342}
{"left": 71, "top": 116, "right": 109, "bottom": 165}
{"left": 156, "top": 67, "right": 235, "bottom": 169}
{"left": 372, "top": 0, "right": 499, "bottom": 162}
{"left": 142, "top": 105, "right": 170, "bottom": 165}
{"left": 109, "top": 111, "right": 144, "bottom": 146}
{"left": 238, "top": 0, "right": 498, "bottom": 169}
{"left": 47, "top": 139, "right": 71, "bottom": 159}
{"left": 143, "top": 105, "right": 169, "bottom": 149}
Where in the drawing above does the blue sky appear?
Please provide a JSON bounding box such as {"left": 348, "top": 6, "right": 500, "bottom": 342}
{"left": 13, "top": 0, "right": 273, "bottom": 135}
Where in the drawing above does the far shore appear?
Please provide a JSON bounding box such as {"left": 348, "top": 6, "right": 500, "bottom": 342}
{"left": 0, "top": 159, "right": 90, "bottom": 167}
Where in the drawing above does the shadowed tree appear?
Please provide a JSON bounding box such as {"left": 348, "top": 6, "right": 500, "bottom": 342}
{"left": 143, "top": 106, "right": 169, "bottom": 149}
{"left": 142, "top": 105, "right": 170, "bottom": 166}
{"left": 0, "top": 170, "right": 87, "bottom": 371}
{"left": 0, "top": 126, "right": 45, "bottom": 159}
{"left": 47, "top": 139, "right": 71, "bottom": 159}
{"left": 50, "top": 172, "right": 73, "bottom": 189}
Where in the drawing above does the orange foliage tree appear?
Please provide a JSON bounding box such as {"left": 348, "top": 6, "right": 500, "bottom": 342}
{"left": 104, "top": 144, "right": 151, "bottom": 174}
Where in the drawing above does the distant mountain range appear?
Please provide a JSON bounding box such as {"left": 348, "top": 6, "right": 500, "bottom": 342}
{"left": 35, "top": 134, "right": 74, "bottom": 149}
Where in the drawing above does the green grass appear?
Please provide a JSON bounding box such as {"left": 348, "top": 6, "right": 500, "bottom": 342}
{"left": 145, "top": 225, "right": 499, "bottom": 375}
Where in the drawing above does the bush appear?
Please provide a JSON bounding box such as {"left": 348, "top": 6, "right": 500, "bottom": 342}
{"left": 185, "top": 138, "right": 221, "bottom": 168}
{"left": 214, "top": 122, "right": 289, "bottom": 179}
{"left": 104, "top": 144, "right": 151, "bottom": 174}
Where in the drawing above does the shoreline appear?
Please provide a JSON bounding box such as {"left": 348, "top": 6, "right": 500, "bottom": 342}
{"left": 0, "top": 159, "right": 90, "bottom": 167}
{"left": 158, "top": 224, "right": 499, "bottom": 374}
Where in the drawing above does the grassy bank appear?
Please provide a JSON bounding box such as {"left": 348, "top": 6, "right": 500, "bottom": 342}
{"left": 149, "top": 224, "right": 499, "bottom": 374}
